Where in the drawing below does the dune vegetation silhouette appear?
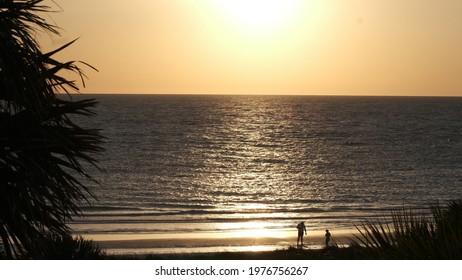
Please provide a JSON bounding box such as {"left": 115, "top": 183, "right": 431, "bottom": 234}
{"left": 352, "top": 200, "right": 462, "bottom": 259}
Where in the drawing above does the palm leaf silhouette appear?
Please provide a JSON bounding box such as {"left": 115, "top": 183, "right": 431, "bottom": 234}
{"left": 1, "top": 0, "right": 103, "bottom": 259}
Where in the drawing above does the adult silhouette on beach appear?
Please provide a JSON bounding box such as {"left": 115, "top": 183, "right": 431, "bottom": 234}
{"left": 296, "top": 222, "right": 307, "bottom": 247}
{"left": 325, "top": 229, "right": 331, "bottom": 247}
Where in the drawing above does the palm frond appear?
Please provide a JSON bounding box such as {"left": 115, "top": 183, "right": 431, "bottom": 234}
{"left": 1, "top": 0, "right": 103, "bottom": 259}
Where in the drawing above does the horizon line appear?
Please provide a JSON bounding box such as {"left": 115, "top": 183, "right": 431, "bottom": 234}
{"left": 66, "top": 92, "right": 462, "bottom": 98}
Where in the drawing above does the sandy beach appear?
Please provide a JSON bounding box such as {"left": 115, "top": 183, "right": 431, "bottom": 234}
{"left": 83, "top": 229, "right": 356, "bottom": 256}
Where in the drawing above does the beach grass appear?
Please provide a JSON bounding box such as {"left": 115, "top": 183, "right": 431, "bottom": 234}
{"left": 352, "top": 200, "right": 462, "bottom": 259}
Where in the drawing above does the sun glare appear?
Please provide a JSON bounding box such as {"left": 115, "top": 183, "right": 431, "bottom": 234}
{"left": 218, "top": 221, "right": 288, "bottom": 239}
{"left": 215, "top": 0, "right": 301, "bottom": 32}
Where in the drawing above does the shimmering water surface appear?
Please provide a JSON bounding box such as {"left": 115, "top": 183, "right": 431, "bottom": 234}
{"left": 70, "top": 94, "right": 462, "bottom": 251}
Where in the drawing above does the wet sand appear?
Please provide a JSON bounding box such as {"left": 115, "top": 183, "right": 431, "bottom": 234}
{"left": 83, "top": 229, "right": 356, "bottom": 256}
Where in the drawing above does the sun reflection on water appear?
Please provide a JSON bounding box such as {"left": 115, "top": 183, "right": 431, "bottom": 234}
{"left": 216, "top": 220, "right": 291, "bottom": 239}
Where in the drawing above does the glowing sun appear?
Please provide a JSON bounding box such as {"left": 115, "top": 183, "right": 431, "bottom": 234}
{"left": 215, "top": 0, "right": 301, "bottom": 32}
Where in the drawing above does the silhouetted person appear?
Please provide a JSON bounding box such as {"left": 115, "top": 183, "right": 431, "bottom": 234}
{"left": 296, "top": 222, "right": 307, "bottom": 247}
{"left": 325, "top": 229, "right": 331, "bottom": 247}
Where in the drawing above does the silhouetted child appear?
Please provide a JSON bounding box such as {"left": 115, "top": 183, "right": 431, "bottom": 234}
{"left": 325, "top": 229, "right": 331, "bottom": 247}
{"left": 296, "top": 222, "right": 307, "bottom": 247}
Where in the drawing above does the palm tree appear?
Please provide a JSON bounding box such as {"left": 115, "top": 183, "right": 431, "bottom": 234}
{"left": 0, "top": 0, "right": 103, "bottom": 258}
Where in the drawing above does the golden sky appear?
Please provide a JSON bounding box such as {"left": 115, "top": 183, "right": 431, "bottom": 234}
{"left": 41, "top": 0, "right": 462, "bottom": 96}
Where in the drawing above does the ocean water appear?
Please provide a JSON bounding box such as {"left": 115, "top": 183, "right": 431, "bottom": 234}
{"left": 69, "top": 94, "right": 462, "bottom": 253}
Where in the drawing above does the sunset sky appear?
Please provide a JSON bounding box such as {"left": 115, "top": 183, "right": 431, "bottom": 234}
{"left": 40, "top": 0, "right": 462, "bottom": 96}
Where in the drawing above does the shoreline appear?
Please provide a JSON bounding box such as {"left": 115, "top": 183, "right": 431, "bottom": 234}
{"left": 82, "top": 229, "right": 356, "bottom": 257}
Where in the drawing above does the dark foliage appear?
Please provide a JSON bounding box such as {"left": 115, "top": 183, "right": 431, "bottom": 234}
{"left": 353, "top": 200, "right": 462, "bottom": 259}
{"left": 1, "top": 0, "right": 103, "bottom": 258}
{"left": 25, "top": 234, "right": 106, "bottom": 260}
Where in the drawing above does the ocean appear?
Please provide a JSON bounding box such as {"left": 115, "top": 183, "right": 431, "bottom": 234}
{"left": 69, "top": 94, "right": 462, "bottom": 254}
